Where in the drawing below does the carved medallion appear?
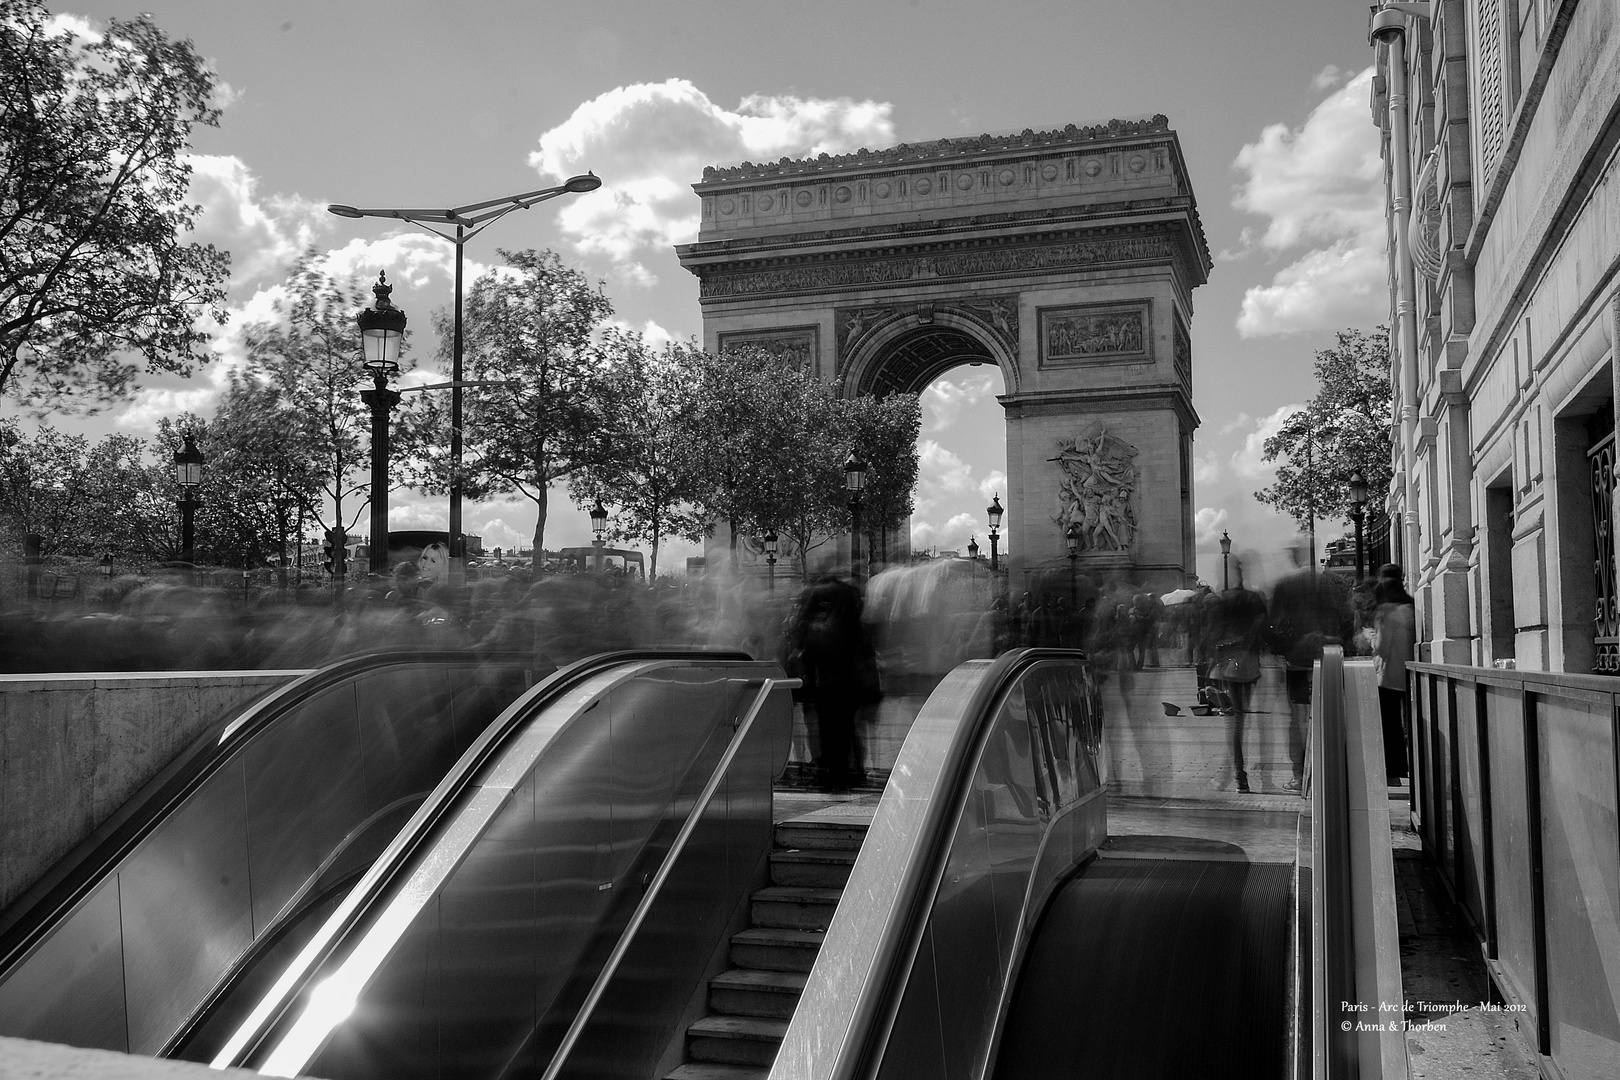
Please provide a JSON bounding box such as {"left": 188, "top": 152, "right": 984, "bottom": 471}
{"left": 1051, "top": 429, "right": 1139, "bottom": 552}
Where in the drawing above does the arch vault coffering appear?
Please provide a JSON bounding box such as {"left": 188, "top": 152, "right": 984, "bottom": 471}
{"left": 676, "top": 117, "right": 1211, "bottom": 589}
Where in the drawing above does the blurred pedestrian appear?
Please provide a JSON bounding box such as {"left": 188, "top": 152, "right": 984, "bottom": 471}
{"left": 1373, "top": 566, "right": 1417, "bottom": 783}
{"left": 1269, "top": 550, "right": 1351, "bottom": 792}
{"left": 1209, "top": 586, "right": 1267, "bottom": 792}
{"left": 790, "top": 579, "right": 882, "bottom": 791}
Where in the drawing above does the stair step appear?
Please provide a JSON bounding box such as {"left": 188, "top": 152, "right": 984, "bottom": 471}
{"left": 770, "top": 848, "right": 858, "bottom": 888}
{"left": 730, "top": 927, "right": 825, "bottom": 972}
{"left": 751, "top": 885, "right": 842, "bottom": 930}
{"left": 688, "top": 1015, "right": 789, "bottom": 1067}
{"left": 773, "top": 820, "right": 868, "bottom": 852}
{"left": 711, "top": 968, "right": 809, "bottom": 1018}
{"left": 665, "top": 1064, "right": 768, "bottom": 1080}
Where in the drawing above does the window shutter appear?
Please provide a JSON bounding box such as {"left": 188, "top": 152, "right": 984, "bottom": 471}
{"left": 1476, "top": 0, "right": 1507, "bottom": 179}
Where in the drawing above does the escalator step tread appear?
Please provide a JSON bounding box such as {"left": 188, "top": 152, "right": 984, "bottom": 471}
{"left": 690, "top": 1015, "right": 790, "bottom": 1040}
{"left": 731, "top": 927, "right": 824, "bottom": 946}
{"left": 771, "top": 848, "right": 858, "bottom": 864}
{"left": 752, "top": 885, "right": 842, "bottom": 903}
{"left": 664, "top": 1064, "right": 769, "bottom": 1080}
{"left": 712, "top": 968, "right": 809, "bottom": 992}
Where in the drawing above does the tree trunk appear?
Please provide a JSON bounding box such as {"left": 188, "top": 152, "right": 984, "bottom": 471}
{"left": 531, "top": 485, "right": 549, "bottom": 572}
{"left": 649, "top": 520, "right": 660, "bottom": 582}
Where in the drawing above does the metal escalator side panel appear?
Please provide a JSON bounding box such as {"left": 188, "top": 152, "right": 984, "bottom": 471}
{"left": 537, "top": 678, "right": 796, "bottom": 1080}
{"left": 774, "top": 650, "right": 1106, "bottom": 1080}
{"left": 238, "top": 661, "right": 781, "bottom": 1080}
{"left": 0, "top": 652, "right": 537, "bottom": 1055}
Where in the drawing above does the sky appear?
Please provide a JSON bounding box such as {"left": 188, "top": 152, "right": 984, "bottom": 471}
{"left": 36, "top": 0, "right": 1388, "bottom": 584}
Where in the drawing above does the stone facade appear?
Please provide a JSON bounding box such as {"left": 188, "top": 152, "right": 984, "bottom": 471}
{"left": 1373, "top": 1, "right": 1620, "bottom": 672}
{"left": 676, "top": 119, "right": 1210, "bottom": 590}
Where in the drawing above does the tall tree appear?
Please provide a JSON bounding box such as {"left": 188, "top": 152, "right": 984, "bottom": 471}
{"left": 841, "top": 392, "right": 922, "bottom": 568}
{"left": 240, "top": 257, "right": 402, "bottom": 549}
{"left": 568, "top": 334, "right": 704, "bottom": 580}
{"left": 0, "top": 417, "right": 94, "bottom": 555}
{"left": 1255, "top": 326, "right": 1394, "bottom": 527}
{"left": 0, "top": 3, "right": 230, "bottom": 411}
{"left": 407, "top": 248, "right": 614, "bottom": 562}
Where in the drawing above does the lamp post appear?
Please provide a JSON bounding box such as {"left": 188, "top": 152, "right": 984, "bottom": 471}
{"left": 100, "top": 553, "right": 112, "bottom": 579}
{"left": 845, "top": 453, "right": 869, "bottom": 582}
{"left": 986, "top": 494, "right": 1003, "bottom": 572}
{"left": 1348, "top": 469, "right": 1369, "bottom": 581}
{"left": 1065, "top": 522, "right": 1081, "bottom": 604}
{"left": 328, "top": 173, "right": 602, "bottom": 586}
{"left": 173, "top": 433, "right": 205, "bottom": 576}
{"left": 357, "top": 272, "right": 406, "bottom": 577}
{"left": 589, "top": 497, "right": 608, "bottom": 574}
{"left": 1220, "top": 529, "right": 1232, "bottom": 591}
{"left": 764, "top": 530, "right": 778, "bottom": 591}
{"left": 967, "top": 536, "right": 979, "bottom": 561}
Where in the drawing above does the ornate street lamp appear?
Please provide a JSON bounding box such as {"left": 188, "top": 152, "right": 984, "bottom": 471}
{"left": 763, "top": 530, "right": 779, "bottom": 591}
{"left": 590, "top": 497, "right": 608, "bottom": 574}
{"left": 99, "top": 553, "right": 113, "bottom": 578}
{"left": 328, "top": 173, "right": 601, "bottom": 587}
{"left": 1220, "top": 529, "right": 1232, "bottom": 591}
{"left": 1348, "top": 469, "right": 1369, "bottom": 581}
{"left": 173, "top": 433, "right": 205, "bottom": 574}
{"left": 967, "top": 536, "right": 979, "bottom": 560}
{"left": 1065, "top": 521, "right": 1082, "bottom": 604}
{"left": 986, "top": 494, "right": 1003, "bottom": 572}
{"left": 357, "top": 272, "right": 406, "bottom": 576}
{"left": 845, "top": 453, "right": 869, "bottom": 582}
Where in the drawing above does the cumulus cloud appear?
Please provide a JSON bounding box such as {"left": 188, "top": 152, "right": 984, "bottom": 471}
{"left": 1195, "top": 507, "right": 1230, "bottom": 547}
{"left": 1232, "top": 67, "right": 1386, "bottom": 337}
{"left": 921, "top": 369, "right": 999, "bottom": 433}
{"left": 187, "top": 155, "right": 330, "bottom": 294}
{"left": 530, "top": 80, "right": 895, "bottom": 282}
{"left": 1193, "top": 452, "right": 1221, "bottom": 485}
{"left": 1228, "top": 404, "right": 1303, "bottom": 479}
{"left": 977, "top": 470, "right": 1008, "bottom": 501}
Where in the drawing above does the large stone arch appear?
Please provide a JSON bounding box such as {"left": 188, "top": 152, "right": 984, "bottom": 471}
{"left": 676, "top": 117, "right": 1211, "bottom": 589}
{"left": 840, "top": 308, "right": 1019, "bottom": 398}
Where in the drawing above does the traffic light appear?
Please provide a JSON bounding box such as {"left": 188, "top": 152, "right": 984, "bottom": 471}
{"left": 323, "top": 529, "right": 347, "bottom": 578}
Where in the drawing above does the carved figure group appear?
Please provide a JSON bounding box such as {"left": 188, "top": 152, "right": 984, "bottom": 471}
{"left": 1046, "top": 311, "right": 1144, "bottom": 359}
{"left": 1052, "top": 430, "right": 1138, "bottom": 551}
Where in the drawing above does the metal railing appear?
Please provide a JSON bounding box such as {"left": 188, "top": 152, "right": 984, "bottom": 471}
{"left": 1309, "top": 647, "right": 1407, "bottom": 1080}
{"left": 1407, "top": 661, "right": 1620, "bottom": 1077}
{"left": 771, "top": 648, "right": 1106, "bottom": 1080}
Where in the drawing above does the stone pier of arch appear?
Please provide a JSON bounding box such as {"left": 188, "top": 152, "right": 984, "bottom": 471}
{"left": 676, "top": 117, "right": 1211, "bottom": 593}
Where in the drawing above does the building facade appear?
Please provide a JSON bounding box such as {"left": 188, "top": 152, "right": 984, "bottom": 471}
{"left": 1373, "top": 0, "right": 1620, "bottom": 672}
{"left": 675, "top": 120, "right": 1210, "bottom": 591}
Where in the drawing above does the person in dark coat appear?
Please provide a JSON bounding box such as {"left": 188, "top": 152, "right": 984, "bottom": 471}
{"left": 1209, "top": 587, "right": 1268, "bottom": 792}
{"left": 790, "top": 578, "right": 881, "bottom": 791}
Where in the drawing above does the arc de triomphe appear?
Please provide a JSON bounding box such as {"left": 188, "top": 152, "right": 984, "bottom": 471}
{"left": 675, "top": 116, "right": 1210, "bottom": 590}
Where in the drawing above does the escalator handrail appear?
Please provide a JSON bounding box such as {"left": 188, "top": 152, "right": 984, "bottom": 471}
{"left": 537, "top": 675, "right": 798, "bottom": 1080}
{"left": 774, "top": 648, "right": 1093, "bottom": 1080}
{"left": 0, "top": 647, "right": 535, "bottom": 974}
{"left": 210, "top": 648, "right": 750, "bottom": 1070}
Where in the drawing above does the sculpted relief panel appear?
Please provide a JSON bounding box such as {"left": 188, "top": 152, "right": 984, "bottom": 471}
{"left": 717, "top": 327, "right": 821, "bottom": 378}
{"left": 1052, "top": 429, "right": 1138, "bottom": 552}
{"left": 1039, "top": 302, "right": 1151, "bottom": 366}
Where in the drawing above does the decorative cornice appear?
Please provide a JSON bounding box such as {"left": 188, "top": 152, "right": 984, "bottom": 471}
{"left": 698, "top": 116, "right": 1172, "bottom": 184}
{"left": 694, "top": 226, "right": 1181, "bottom": 300}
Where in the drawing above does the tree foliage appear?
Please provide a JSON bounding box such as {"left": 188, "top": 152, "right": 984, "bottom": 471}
{"left": 1, "top": 2, "right": 230, "bottom": 411}
{"left": 1255, "top": 327, "right": 1393, "bottom": 527}
{"left": 407, "top": 248, "right": 614, "bottom": 559}
{"left": 568, "top": 333, "right": 705, "bottom": 579}
{"left": 239, "top": 257, "right": 408, "bottom": 542}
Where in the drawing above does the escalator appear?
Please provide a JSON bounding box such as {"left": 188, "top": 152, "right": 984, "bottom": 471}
{"left": 0, "top": 649, "right": 548, "bottom": 1056}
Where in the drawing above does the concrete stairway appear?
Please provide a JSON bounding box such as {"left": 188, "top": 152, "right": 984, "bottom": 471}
{"left": 664, "top": 814, "right": 868, "bottom": 1080}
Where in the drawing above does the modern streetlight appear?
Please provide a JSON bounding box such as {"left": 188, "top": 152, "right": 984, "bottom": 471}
{"left": 1065, "top": 521, "right": 1081, "bottom": 603}
{"left": 1220, "top": 529, "right": 1232, "bottom": 591}
{"left": 844, "top": 453, "right": 869, "bottom": 582}
{"left": 763, "top": 530, "right": 779, "bottom": 591}
{"left": 589, "top": 497, "right": 609, "bottom": 574}
{"left": 1348, "top": 469, "right": 1370, "bottom": 581}
{"left": 357, "top": 272, "right": 406, "bottom": 576}
{"left": 173, "top": 433, "right": 205, "bottom": 574}
{"left": 328, "top": 172, "right": 603, "bottom": 586}
{"left": 986, "top": 494, "right": 1004, "bottom": 572}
